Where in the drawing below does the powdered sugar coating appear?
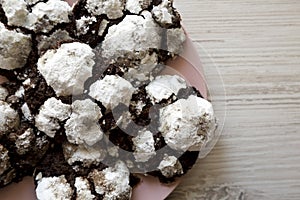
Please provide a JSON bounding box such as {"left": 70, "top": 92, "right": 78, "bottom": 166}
{"left": 21, "top": 103, "right": 33, "bottom": 121}
{"left": 89, "top": 75, "right": 135, "bottom": 110}
{"left": 63, "top": 143, "right": 106, "bottom": 168}
{"left": 0, "top": 0, "right": 29, "bottom": 27}
{"left": 123, "top": 52, "right": 159, "bottom": 84}
{"left": 89, "top": 161, "right": 132, "bottom": 200}
{"left": 28, "top": 0, "right": 72, "bottom": 33}
{"left": 0, "top": 145, "right": 10, "bottom": 176}
{"left": 36, "top": 175, "right": 73, "bottom": 200}
{"left": 158, "top": 155, "right": 183, "bottom": 178}
{"left": 1, "top": 0, "right": 72, "bottom": 33}
{"left": 0, "top": 86, "right": 8, "bottom": 101}
{"left": 167, "top": 28, "right": 186, "bottom": 55}
{"left": 15, "top": 128, "right": 35, "bottom": 155}
{"left": 0, "top": 101, "right": 19, "bottom": 134}
{"left": 133, "top": 130, "right": 156, "bottom": 163}
{"left": 35, "top": 97, "right": 71, "bottom": 138}
{"left": 126, "top": 0, "right": 152, "bottom": 14}
{"left": 24, "top": 0, "right": 39, "bottom": 5}
{"left": 37, "top": 42, "right": 95, "bottom": 96}
{"left": 107, "top": 146, "right": 119, "bottom": 157}
{"left": 152, "top": 0, "right": 173, "bottom": 24}
{"left": 14, "top": 86, "right": 25, "bottom": 98}
{"left": 125, "top": 0, "right": 143, "bottom": 14}
{"left": 146, "top": 75, "right": 187, "bottom": 103}
{"left": 75, "top": 177, "right": 95, "bottom": 200}
{"left": 98, "top": 19, "right": 109, "bottom": 36}
{"left": 152, "top": 0, "right": 174, "bottom": 25}
{"left": 76, "top": 16, "right": 97, "bottom": 36}
{"left": 159, "top": 95, "right": 216, "bottom": 151}
{"left": 86, "top": 0, "right": 124, "bottom": 19}
{"left": 0, "top": 23, "right": 32, "bottom": 70}
{"left": 101, "top": 12, "right": 161, "bottom": 59}
{"left": 65, "top": 99, "right": 103, "bottom": 146}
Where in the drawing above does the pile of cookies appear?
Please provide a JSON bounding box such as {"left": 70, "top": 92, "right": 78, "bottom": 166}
{"left": 0, "top": 0, "right": 216, "bottom": 199}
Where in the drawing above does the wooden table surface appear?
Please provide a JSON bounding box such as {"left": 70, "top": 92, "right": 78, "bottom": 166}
{"left": 168, "top": 0, "right": 300, "bottom": 199}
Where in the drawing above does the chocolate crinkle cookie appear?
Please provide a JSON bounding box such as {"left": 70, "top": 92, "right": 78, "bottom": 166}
{"left": 0, "top": 0, "right": 217, "bottom": 199}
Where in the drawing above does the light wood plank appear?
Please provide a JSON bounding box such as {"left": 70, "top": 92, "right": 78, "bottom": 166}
{"left": 168, "top": 0, "right": 300, "bottom": 199}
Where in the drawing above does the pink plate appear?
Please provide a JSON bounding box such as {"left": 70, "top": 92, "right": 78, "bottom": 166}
{"left": 0, "top": 35, "right": 207, "bottom": 200}
{"left": 0, "top": 1, "right": 209, "bottom": 198}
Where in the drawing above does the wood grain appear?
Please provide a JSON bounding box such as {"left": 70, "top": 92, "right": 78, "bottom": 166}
{"left": 167, "top": 0, "right": 300, "bottom": 199}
